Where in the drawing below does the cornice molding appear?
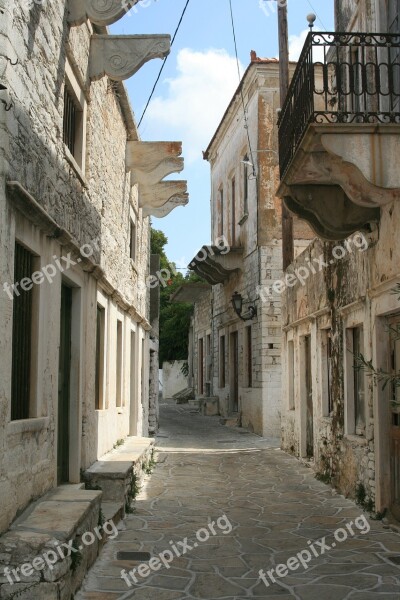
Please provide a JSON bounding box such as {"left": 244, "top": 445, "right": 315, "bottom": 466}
{"left": 68, "top": 0, "right": 139, "bottom": 27}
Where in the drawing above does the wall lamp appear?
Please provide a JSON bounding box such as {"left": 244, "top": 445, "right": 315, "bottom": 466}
{"left": 231, "top": 291, "right": 257, "bottom": 321}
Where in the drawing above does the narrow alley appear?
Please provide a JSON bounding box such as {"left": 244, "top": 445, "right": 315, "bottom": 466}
{"left": 77, "top": 402, "right": 400, "bottom": 600}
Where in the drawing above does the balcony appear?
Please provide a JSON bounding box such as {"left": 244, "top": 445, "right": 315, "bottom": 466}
{"left": 277, "top": 32, "right": 400, "bottom": 240}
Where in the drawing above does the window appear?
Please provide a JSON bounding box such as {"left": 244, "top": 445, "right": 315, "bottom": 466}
{"left": 231, "top": 177, "right": 236, "bottom": 246}
{"left": 95, "top": 305, "right": 105, "bottom": 410}
{"left": 130, "top": 219, "right": 137, "bottom": 262}
{"left": 245, "top": 326, "right": 252, "bottom": 388}
{"left": 11, "top": 242, "right": 36, "bottom": 420}
{"left": 243, "top": 155, "right": 249, "bottom": 214}
{"left": 346, "top": 326, "right": 366, "bottom": 436}
{"left": 288, "top": 340, "right": 294, "bottom": 410}
{"left": 321, "top": 329, "right": 333, "bottom": 416}
{"left": 63, "top": 60, "right": 87, "bottom": 174}
{"left": 353, "top": 327, "right": 365, "bottom": 435}
{"left": 219, "top": 187, "right": 224, "bottom": 237}
{"left": 219, "top": 335, "right": 226, "bottom": 388}
{"left": 116, "top": 320, "right": 123, "bottom": 407}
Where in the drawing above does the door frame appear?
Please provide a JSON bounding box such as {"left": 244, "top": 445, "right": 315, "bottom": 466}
{"left": 373, "top": 296, "right": 400, "bottom": 515}
{"left": 229, "top": 330, "right": 239, "bottom": 413}
{"left": 56, "top": 274, "right": 82, "bottom": 485}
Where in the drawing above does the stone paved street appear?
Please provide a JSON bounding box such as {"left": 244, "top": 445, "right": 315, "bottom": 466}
{"left": 77, "top": 401, "right": 400, "bottom": 600}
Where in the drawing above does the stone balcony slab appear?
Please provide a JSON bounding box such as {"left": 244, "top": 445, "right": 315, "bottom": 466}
{"left": 278, "top": 124, "right": 400, "bottom": 240}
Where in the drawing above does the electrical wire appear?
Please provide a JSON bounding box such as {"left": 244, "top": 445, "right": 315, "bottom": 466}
{"left": 138, "top": 0, "right": 191, "bottom": 128}
{"left": 305, "top": 0, "right": 328, "bottom": 30}
{"left": 228, "top": 0, "right": 258, "bottom": 180}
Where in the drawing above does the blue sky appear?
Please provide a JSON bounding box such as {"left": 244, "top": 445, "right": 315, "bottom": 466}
{"left": 111, "top": 0, "right": 334, "bottom": 268}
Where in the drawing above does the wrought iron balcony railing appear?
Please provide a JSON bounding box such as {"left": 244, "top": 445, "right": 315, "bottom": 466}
{"left": 278, "top": 32, "right": 400, "bottom": 177}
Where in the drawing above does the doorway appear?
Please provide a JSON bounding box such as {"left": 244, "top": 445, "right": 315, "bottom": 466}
{"left": 305, "top": 335, "right": 314, "bottom": 458}
{"left": 230, "top": 331, "right": 239, "bottom": 413}
{"left": 57, "top": 284, "right": 72, "bottom": 484}
{"left": 198, "top": 338, "right": 204, "bottom": 395}
{"left": 389, "top": 317, "right": 400, "bottom": 519}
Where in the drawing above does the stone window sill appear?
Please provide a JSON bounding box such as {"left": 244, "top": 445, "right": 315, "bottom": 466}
{"left": 8, "top": 416, "right": 49, "bottom": 435}
{"left": 344, "top": 434, "right": 368, "bottom": 446}
{"left": 64, "top": 145, "right": 88, "bottom": 187}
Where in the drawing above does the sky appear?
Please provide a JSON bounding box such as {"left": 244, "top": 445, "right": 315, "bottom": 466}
{"left": 111, "top": 0, "right": 335, "bottom": 269}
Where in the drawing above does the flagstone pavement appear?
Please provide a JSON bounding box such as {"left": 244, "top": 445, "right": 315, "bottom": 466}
{"left": 76, "top": 400, "right": 400, "bottom": 600}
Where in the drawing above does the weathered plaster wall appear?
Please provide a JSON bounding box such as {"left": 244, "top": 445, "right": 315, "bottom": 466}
{"left": 162, "top": 361, "right": 188, "bottom": 399}
{"left": 281, "top": 206, "right": 400, "bottom": 511}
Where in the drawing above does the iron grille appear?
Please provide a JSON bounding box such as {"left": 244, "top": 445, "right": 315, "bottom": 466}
{"left": 11, "top": 243, "right": 33, "bottom": 420}
{"left": 278, "top": 32, "right": 400, "bottom": 177}
{"left": 63, "top": 86, "right": 77, "bottom": 156}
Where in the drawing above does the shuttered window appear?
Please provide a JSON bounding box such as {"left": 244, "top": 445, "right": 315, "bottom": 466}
{"left": 63, "top": 86, "right": 77, "bottom": 157}
{"left": 11, "top": 243, "right": 34, "bottom": 420}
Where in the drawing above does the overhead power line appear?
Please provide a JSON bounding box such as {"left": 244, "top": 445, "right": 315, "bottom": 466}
{"left": 138, "top": 0, "right": 191, "bottom": 128}
{"left": 228, "top": 0, "right": 257, "bottom": 180}
{"left": 305, "top": 0, "right": 327, "bottom": 30}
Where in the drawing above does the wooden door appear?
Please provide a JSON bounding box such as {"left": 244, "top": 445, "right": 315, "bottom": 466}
{"left": 57, "top": 285, "right": 72, "bottom": 484}
{"left": 390, "top": 318, "right": 400, "bottom": 519}
{"left": 230, "top": 332, "right": 239, "bottom": 413}
{"left": 305, "top": 335, "right": 314, "bottom": 458}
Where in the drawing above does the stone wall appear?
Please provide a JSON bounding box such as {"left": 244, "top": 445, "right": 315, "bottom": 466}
{"left": 201, "top": 60, "right": 313, "bottom": 437}
{"left": 0, "top": 1, "right": 152, "bottom": 533}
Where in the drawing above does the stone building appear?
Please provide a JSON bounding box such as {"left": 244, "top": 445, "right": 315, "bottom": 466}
{"left": 278, "top": 0, "right": 400, "bottom": 518}
{"left": 180, "top": 56, "right": 313, "bottom": 436}
{"left": 0, "top": 1, "right": 187, "bottom": 594}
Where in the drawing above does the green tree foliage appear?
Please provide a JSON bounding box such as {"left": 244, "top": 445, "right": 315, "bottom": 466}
{"left": 151, "top": 228, "right": 203, "bottom": 366}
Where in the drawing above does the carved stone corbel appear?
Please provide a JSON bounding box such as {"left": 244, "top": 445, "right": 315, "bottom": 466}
{"left": 142, "top": 196, "right": 189, "bottom": 218}
{"left": 68, "top": 0, "right": 139, "bottom": 27}
{"left": 139, "top": 181, "right": 189, "bottom": 211}
{"left": 127, "top": 141, "right": 184, "bottom": 185}
{"left": 89, "top": 34, "right": 170, "bottom": 82}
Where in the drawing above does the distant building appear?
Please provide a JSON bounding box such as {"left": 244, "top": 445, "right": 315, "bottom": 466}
{"left": 177, "top": 55, "right": 313, "bottom": 436}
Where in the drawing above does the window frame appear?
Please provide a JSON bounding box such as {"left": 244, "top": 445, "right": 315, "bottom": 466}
{"left": 345, "top": 324, "right": 366, "bottom": 436}
{"left": 63, "top": 59, "right": 87, "bottom": 177}
{"left": 11, "top": 241, "right": 39, "bottom": 421}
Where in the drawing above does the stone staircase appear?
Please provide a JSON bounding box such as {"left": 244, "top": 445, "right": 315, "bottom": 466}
{"left": 83, "top": 436, "right": 155, "bottom": 519}
{"left": 0, "top": 436, "right": 155, "bottom": 600}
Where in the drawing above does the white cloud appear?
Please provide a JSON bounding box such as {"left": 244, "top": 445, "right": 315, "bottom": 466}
{"left": 289, "top": 29, "right": 325, "bottom": 63}
{"left": 145, "top": 48, "right": 244, "bottom": 164}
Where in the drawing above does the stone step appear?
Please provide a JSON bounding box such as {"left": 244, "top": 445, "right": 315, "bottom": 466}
{"left": 0, "top": 486, "right": 103, "bottom": 600}
{"left": 83, "top": 436, "right": 155, "bottom": 507}
{"left": 173, "top": 386, "right": 194, "bottom": 404}
{"left": 201, "top": 396, "right": 220, "bottom": 416}
{"left": 220, "top": 413, "right": 241, "bottom": 427}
